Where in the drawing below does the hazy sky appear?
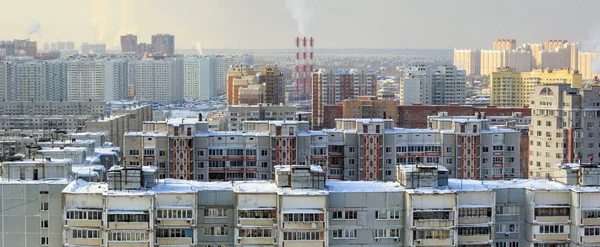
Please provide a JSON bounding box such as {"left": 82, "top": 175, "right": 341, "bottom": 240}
{"left": 2, "top": 0, "right": 600, "bottom": 50}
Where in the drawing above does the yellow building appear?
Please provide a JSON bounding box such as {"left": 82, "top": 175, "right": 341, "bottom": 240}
{"left": 490, "top": 67, "right": 582, "bottom": 107}
{"left": 128, "top": 85, "right": 135, "bottom": 99}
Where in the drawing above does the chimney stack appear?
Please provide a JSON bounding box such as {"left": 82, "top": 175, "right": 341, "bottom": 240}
{"left": 198, "top": 113, "right": 203, "bottom": 122}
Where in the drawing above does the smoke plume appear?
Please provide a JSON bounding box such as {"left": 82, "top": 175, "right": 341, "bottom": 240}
{"left": 90, "top": 0, "right": 108, "bottom": 43}
{"left": 584, "top": 24, "right": 600, "bottom": 74}
{"left": 284, "top": 0, "right": 315, "bottom": 36}
{"left": 116, "top": 0, "right": 136, "bottom": 47}
{"left": 26, "top": 21, "right": 41, "bottom": 37}
{"left": 196, "top": 42, "right": 204, "bottom": 56}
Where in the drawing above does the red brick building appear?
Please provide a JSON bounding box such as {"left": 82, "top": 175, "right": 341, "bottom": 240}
{"left": 397, "top": 104, "right": 531, "bottom": 128}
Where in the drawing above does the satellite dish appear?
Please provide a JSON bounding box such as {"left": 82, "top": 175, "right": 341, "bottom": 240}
{"left": 311, "top": 222, "right": 317, "bottom": 229}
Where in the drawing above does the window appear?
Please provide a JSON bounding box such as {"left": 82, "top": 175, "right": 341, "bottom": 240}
{"left": 396, "top": 146, "right": 407, "bottom": 152}
{"left": 156, "top": 228, "right": 191, "bottom": 238}
{"left": 240, "top": 229, "right": 272, "bottom": 238}
{"left": 72, "top": 229, "right": 101, "bottom": 239}
{"left": 204, "top": 208, "right": 227, "bottom": 218}
{"left": 538, "top": 225, "right": 565, "bottom": 234}
{"left": 533, "top": 244, "right": 567, "bottom": 247}
{"left": 129, "top": 149, "right": 139, "bottom": 155}
{"left": 413, "top": 210, "right": 451, "bottom": 220}
{"left": 41, "top": 220, "right": 48, "bottom": 228}
{"left": 332, "top": 229, "right": 357, "bottom": 239}
{"left": 283, "top": 213, "right": 325, "bottom": 222}
{"left": 156, "top": 208, "right": 193, "bottom": 219}
{"left": 66, "top": 210, "right": 103, "bottom": 220}
{"left": 385, "top": 147, "right": 392, "bottom": 153}
{"left": 238, "top": 210, "right": 276, "bottom": 219}
{"left": 584, "top": 227, "right": 600, "bottom": 236}
{"left": 497, "top": 224, "right": 519, "bottom": 233}
{"left": 506, "top": 146, "right": 515, "bottom": 152}
{"left": 415, "top": 230, "right": 448, "bottom": 239}
{"left": 458, "top": 227, "right": 490, "bottom": 236}
{"left": 496, "top": 241, "right": 520, "bottom": 247}
{"left": 493, "top": 157, "right": 503, "bottom": 163}
{"left": 204, "top": 226, "right": 228, "bottom": 236}
{"left": 332, "top": 210, "right": 357, "bottom": 220}
{"left": 584, "top": 210, "right": 600, "bottom": 218}
{"left": 459, "top": 208, "right": 491, "bottom": 218}
{"left": 482, "top": 147, "right": 489, "bottom": 152}
{"left": 493, "top": 145, "right": 503, "bottom": 151}
{"left": 261, "top": 150, "right": 268, "bottom": 156}
{"left": 108, "top": 213, "right": 149, "bottom": 223}
{"left": 535, "top": 207, "right": 569, "bottom": 216}
{"left": 348, "top": 147, "right": 356, "bottom": 153}
{"left": 159, "top": 150, "right": 166, "bottom": 156}
{"left": 143, "top": 149, "right": 154, "bottom": 156}
{"left": 108, "top": 231, "right": 149, "bottom": 241}
{"left": 41, "top": 237, "right": 49, "bottom": 246}
{"left": 40, "top": 202, "right": 48, "bottom": 211}
{"left": 283, "top": 231, "right": 323, "bottom": 240}
{"left": 496, "top": 206, "right": 519, "bottom": 215}
{"left": 446, "top": 147, "right": 453, "bottom": 153}
{"left": 376, "top": 210, "right": 400, "bottom": 220}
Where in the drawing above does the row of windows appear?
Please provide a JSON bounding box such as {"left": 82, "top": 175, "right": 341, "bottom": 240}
{"left": 204, "top": 227, "right": 228, "bottom": 236}
{"left": 240, "top": 229, "right": 272, "bottom": 238}
{"left": 238, "top": 210, "right": 276, "bottom": 219}
{"left": 376, "top": 210, "right": 401, "bottom": 220}
{"left": 331, "top": 229, "right": 356, "bottom": 239}
{"left": 458, "top": 208, "right": 492, "bottom": 218}
{"left": 108, "top": 214, "right": 149, "bottom": 223}
{"left": 458, "top": 227, "right": 490, "bottom": 236}
{"left": 535, "top": 208, "right": 569, "bottom": 217}
{"left": 332, "top": 210, "right": 357, "bottom": 220}
{"left": 205, "top": 208, "right": 228, "bottom": 218}
{"left": 66, "top": 210, "right": 103, "bottom": 220}
{"left": 156, "top": 228, "right": 192, "bottom": 238}
{"left": 72, "top": 229, "right": 100, "bottom": 239}
{"left": 283, "top": 231, "right": 323, "bottom": 240}
{"left": 413, "top": 211, "right": 451, "bottom": 220}
{"left": 157, "top": 209, "right": 193, "bottom": 219}
{"left": 496, "top": 206, "right": 519, "bottom": 215}
{"left": 415, "top": 230, "right": 449, "bottom": 239}
{"left": 584, "top": 210, "right": 600, "bottom": 218}
{"left": 108, "top": 232, "right": 149, "bottom": 241}
{"left": 283, "top": 213, "right": 325, "bottom": 222}
{"left": 539, "top": 225, "right": 565, "bottom": 234}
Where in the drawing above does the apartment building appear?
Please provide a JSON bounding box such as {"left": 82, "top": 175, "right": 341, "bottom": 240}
{"left": 0, "top": 158, "right": 72, "bottom": 247}
{"left": 134, "top": 58, "right": 184, "bottom": 103}
{"left": 528, "top": 84, "right": 600, "bottom": 179}
{"left": 324, "top": 117, "right": 520, "bottom": 181}
{"left": 226, "top": 104, "right": 297, "bottom": 131}
{"left": 0, "top": 59, "right": 68, "bottom": 102}
{"left": 183, "top": 56, "right": 217, "bottom": 100}
{"left": 85, "top": 104, "right": 153, "bottom": 148}
{"left": 259, "top": 65, "right": 286, "bottom": 105}
{"left": 311, "top": 68, "right": 377, "bottom": 129}
{"left": 0, "top": 101, "right": 105, "bottom": 116}
{"left": 67, "top": 59, "right": 105, "bottom": 101}
{"left": 321, "top": 96, "right": 397, "bottom": 129}
{"left": 454, "top": 49, "right": 481, "bottom": 77}
{"left": 123, "top": 118, "right": 327, "bottom": 181}
{"left": 490, "top": 68, "right": 582, "bottom": 107}
{"left": 578, "top": 52, "right": 598, "bottom": 79}
{"left": 103, "top": 59, "right": 133, "bottom": 101}
{"left": 399, "top": 65, "right": 466, "bottom": 105}
{"left": 494, "top": 39, "right": 517, "bottom": 51}
{"left": 226, "top": 66, "right": 257, "bottom": 105}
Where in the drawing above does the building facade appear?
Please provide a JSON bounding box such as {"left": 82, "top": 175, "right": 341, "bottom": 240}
{"left": 490, "top": 68, "right": 582, "bottom": 107}
{"left": 134, "top": 58, "right": 184, "bottom": 102}
{"left": 151, "top": 34, "right": 175, "bottom": 55}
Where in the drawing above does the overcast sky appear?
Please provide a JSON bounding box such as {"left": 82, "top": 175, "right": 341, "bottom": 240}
{"left": 2, "top": 0, "right": 600, "bottom": 50}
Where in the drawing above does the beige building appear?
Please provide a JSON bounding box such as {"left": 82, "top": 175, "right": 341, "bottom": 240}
{"left": 480, "top": 49, "right": 507, "bottom": 76}
{"left": 226, "top": 66, "right": 256, "bottom": 105}
{"left": 342, "top": 96, "right": 396, "bottom": 121}
{"left": 0, "top": 101, "right": 105, "bottom": 116}
{"left": 528, "top": 84, "right": 600, "bottom": 179}
{"left": 226, "top": 104, "right": 297, "bottom": 131}
{"left": 85, "top": 104, "right": 152, "bottom": 148}
{"left": 453, "top": 49, "right": 481, "bottom": 77}
{"left": 578, "top": 52, "right": 598, "bottom": 79}
{"left": 260, "top": 66, "right": 286, "bottom": 105}
{"left": 493, "top": 39, "right": 517, "bottom": 51}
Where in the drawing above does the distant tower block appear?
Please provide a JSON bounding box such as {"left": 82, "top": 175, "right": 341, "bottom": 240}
{"left": 295, "top": 36, "right": 314, "bottom": 101}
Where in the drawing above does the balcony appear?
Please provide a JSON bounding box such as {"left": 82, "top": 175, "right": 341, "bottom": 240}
{"left": 108, "top": 222, "right": 148, "bottom": 230}
{"left": 534, "top": 207, "right": 570, "bottom": 223}
{"left": 156, "top": 218, "right": 194, "bottom": 227}
{"left": 582, "top": 218, "right": 600, "bottom": 225}
{"left": 413, "top": 219, "right": 455, "bottom": 228}
{"left": 239, "top": 218, "right": 276, "bottom": 227}
{"left": 238, "top": 237, "right": 276, "bottom": 245}
{"left": 415, "top": 238, "right": 452, "bottom": 246}
{"left": 581, "top": 235, "right": 600, "bottom": 243}
{"left": 107, "top": 211, "right": 150, "bottom": 230}
{"left": 458, "top": 235, "right": 491, "bottom": 243}
{"left": 282, "top": 240, "right": 324, "bottom": 247}
{"left": 458, "top": 217, "right": 491, "bottom": 225}
{"left": 106, "top": 242, "right": 149, "bottom": 247}
{"left": 156, "top": 237, "right": 193, "bottom": 245}
{"left": 68, "top": 238, "right": 103, "bottom": 246}
{"left": 534, "top": 233, "right": 569, "bottom": 241}
{"left": 66, "top": 219, "right": 102, "bottom": 228}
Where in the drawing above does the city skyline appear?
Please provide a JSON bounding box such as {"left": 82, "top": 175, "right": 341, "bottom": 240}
{"left": 3, "top": 0, "right": 600, "bottom": 50}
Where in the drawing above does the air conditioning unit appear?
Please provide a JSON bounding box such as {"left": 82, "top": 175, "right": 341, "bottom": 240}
{"left": 156, "top": 219, "right": 161, "bottom": 223}
{"left": 237, "top": 238, "right": 241, "bottom": 244}
{"left": 186, "top": 219, "right": 192, "bottom": 224}
{"left": 416, "top": 239, "right": 422, "bottom": 243}
{"left": 375, "top": 238, "right": 379, "bottom": 242}
{"left": 505, "top": 233, "right": 510, "bottom": 236}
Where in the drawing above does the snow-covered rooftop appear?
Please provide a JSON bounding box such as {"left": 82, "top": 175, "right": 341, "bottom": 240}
{"left": 326, "top": 180, "right": 404, "bottom": 192}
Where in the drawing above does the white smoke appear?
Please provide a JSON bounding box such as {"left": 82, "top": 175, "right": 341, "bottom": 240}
{"left": 196, "top": 42, "right": 203, "bottom": 55}
{"left": 90, "top": 0, "right": 108, "bottom": 43}
{"left": 26, "top": 21, "right": 41, "bottom": 37}
{"left": 284, "top": 0, "right": 315, "bottom": 36}
{"left": 584, "top": 24, "right": 600, "bottom": 74}
{"left": 116, "top": 0, "right": 136, "bottom": 47}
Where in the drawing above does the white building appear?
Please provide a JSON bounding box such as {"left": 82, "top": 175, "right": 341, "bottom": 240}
{"left": 103, "top": 59, "right": 133, "bottom": 101}
{"left": 215, "top": 55, "right": 254, "bottom": 96}
{"left": 183, "top": 56, "right": 217, "bottom": 100}
{"left": 134, "top": 58, "right": 184, "bottom": 103}
{"left": 480, "top": 49, "right": 507, "bottom": 76}
{"left": 400, "top": 65, "right": 466, "bottom": 105}
{"left": 507, "top": 50, "right": 532, "bottom": 72}
{"left": 80, "top": 43, "right": 106, "bottom": 55}
{"left": 67, "top": 59, "right": 105, "bottom": 101}
{"left": 0, "top": 59, "right": 68, "bottom": 102}
{"left": 453, "top": 48, "right": 481, "bottom": 77}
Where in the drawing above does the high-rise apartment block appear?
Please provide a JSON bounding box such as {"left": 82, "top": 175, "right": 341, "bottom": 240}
{"left": 66, "top": 59, "right": 105, "bottom": 101}
{"left": 453, "top": 49, "right": 480, "bottom": 77}
{"left": 260, "top": 66, "right": 286, "bottom": 105}
{"left": 311, "top": 69, "right": 377, "bottom": 129}
{"left": 151, "top": 34, "right": 175, "bottom": 56}
{"left": 103, "top": 59, "right": 133, "bottom": 101}
{"left": 399, "top": 65, "right": 466, "bottom": 105}
{"left": 120, "top": 34, "right": 137, "bottom": 53}
{"left": 134, "top": 58, "right": 184, "bottom": 102}
{"left": 493, "top": 39, "right": 517, "bottom": 51}
{"left": 80, "top": 43, "right": 106, "bottom": 55}
{"left": 480, "top": 49, "right": 507, "bottom": 76}
{"left": 490, "top": 68, "right": 582, "bottom": 107}
{"left": 226, "top": 66, "right": 256, "bottom": 105}
{"left": 544, "top": 39, "right": 568, "bottom": 51}
{"left": 528, "top": 84, "right": 600, "bottom": 179}
{"left": 183, "top": 56, "right": 217, "bottom": 100}
{"left": 578, "top": 52, "right": 598, "bottom": 79}
{"left": 14, "top": 39, "right": 37, "bottom": 56}
{"left": 0, "top": 59, "right": 68, "bottom": 102}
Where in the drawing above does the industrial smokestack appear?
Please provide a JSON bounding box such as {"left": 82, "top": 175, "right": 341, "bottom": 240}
{"left": 198, "top": 113, "right": 203, "bottom": 121}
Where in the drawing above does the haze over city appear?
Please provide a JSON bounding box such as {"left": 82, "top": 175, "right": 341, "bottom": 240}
{"left": 3, "top": 0, "right": 600, "bottom": 49}
{"left": 3, "top": 1, "right": 600, "bottom": 247}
